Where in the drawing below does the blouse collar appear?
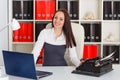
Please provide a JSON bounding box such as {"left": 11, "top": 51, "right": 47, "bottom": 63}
{"left": 51, "top": 28, "right": 65, "bottom": 40}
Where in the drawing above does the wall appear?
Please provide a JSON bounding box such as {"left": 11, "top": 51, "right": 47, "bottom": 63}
{"left": 0, "top": 0, "right": 8, "bottom": 65}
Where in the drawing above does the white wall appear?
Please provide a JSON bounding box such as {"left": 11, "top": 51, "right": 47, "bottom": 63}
{"left": 0, "top": 0, "right": 8, "bottom": 65}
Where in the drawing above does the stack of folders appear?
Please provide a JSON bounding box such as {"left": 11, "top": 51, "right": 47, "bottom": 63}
{"left": 58, "top": 0, "right": 79, "bottom": 20}
{"left": 13, "top": 22, "right": 33, "bottom": 42}
{"left": 35, "top": 0, "right": 56, "bottom": 20}
{"left": 13, "top": 0, "right": 33, "bottom": 19}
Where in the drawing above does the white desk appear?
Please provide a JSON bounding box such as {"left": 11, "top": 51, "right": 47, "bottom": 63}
{"left": 8, "top": 65, "right": 120, "bottom": 80}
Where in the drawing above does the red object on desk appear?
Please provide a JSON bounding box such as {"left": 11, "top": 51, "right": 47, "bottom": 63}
{"left": 83, "top": 45, "right": 98, "bottom": 59}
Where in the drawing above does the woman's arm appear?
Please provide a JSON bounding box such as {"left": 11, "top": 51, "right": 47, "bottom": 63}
{"left": 32, "top": 29, "right": 45, "bottom": 63}
{"left": 68, "top": 47, "right": 81, "bottom": 67}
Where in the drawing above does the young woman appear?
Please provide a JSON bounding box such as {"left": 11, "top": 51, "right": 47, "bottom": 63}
{"left": 32, "top": 9, "right": 81, "bottom": 66}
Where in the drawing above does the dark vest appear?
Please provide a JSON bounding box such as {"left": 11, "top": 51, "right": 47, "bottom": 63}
{"left": 43, "top": 43, "right": 67, "bottom": 66}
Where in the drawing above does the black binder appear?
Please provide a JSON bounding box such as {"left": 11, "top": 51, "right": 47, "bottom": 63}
{"left": 103, "top": 45, "right": 120, "bottom": 64}
{"left": 23, "top": 1, "right": 33, "bottom": 19}
{"left": 58, "top": 1, "right": 68, "bottom": 11}
{"left": 35, "top": 22, "right": 48, "bottom": 41}
{"left": 70, "top": 1, "right": 79, "bottom": 20}
{"left": 94, "top": 23, "right": 101, "bottom": 42}
{"left": 113, "top": 1, "right": 120, "bottom": 20}
{"left": 13, "top": 1, "right": 22, "bottom": 19}
{"left": 81, "top": 23, "right": 90, "bottom": 42}
{"left": 103, "top": 1, "right": 112, "bottom": 20}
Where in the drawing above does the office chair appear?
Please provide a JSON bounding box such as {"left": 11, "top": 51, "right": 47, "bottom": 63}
{"left": 45, "top": 22, "right": 85, "bottom": 66}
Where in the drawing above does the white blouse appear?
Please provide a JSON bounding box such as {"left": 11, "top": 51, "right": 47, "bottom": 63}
{"left": 32, "top": 28, "right": 80, "bottom": 67}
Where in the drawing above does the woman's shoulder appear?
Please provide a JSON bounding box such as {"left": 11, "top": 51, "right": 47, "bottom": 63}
{"left": 41, "top": 28, "right": 53, "bottom": 34}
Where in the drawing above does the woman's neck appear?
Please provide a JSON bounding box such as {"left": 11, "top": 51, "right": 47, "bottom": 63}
{"left": 54, "top": 28, "right": 62, "bottom": 39}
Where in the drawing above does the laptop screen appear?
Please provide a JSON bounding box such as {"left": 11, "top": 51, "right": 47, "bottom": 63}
{"left": 2, "top": 50, "right": 37, "bottom": 79}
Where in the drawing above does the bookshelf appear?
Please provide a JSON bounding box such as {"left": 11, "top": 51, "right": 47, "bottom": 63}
{"left": 9, "top": 0, "right": 120, "bottom": 64}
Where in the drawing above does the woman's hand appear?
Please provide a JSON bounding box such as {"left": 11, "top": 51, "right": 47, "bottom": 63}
{"left": 80, "top": 58, "right": 85, "bottom": 65}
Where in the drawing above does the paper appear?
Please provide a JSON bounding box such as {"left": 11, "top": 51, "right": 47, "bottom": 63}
{"left": 0, "top": 75, "right": 9, "bottom": 80}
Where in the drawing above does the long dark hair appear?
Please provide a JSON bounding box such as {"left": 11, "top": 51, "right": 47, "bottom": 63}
{"left": 52, "top": 9, "right": 76, "bottom": 48}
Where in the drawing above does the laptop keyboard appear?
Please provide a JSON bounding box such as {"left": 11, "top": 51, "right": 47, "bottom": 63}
{"left": 36, "top": 71, "right": 53, "bottom": 78}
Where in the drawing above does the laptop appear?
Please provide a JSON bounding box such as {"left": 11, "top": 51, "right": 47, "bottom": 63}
{"left": 2, "top": 50, "right": 53, "bottom": 80}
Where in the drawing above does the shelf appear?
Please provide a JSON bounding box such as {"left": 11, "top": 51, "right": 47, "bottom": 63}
{"left": 12, "top": 44, "right": 34, "bottom": 53}
{"left": 102, "top": 22, "right": 120, "bottom": 42}
{"left": 12, "top": 42, "right": 35, "bottom": 44}
{"left": 103, "top": 44, "right": 120, "bottom": 63}
{"left": 102, "top": 42, "right": 120, "bottom": 45}
{"left": 80, "top": 0, "right": 102, "bottom": 20}
{"left": 80, "top": 20, "right": 102, "bottom": 22}
{"left": 84, "top": 42, "right": 101, "bottom": 45}
{"left": 9, "top": 0, "right": 120, "bottom": 64}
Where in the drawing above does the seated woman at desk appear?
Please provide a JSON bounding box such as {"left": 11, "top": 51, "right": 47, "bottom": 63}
{"left": 32, "top": 9, "right": 83, "bottom": 67}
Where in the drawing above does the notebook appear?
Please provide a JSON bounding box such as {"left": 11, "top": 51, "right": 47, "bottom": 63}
{"left": 2, "top": 50, "right": 53, "bottom": 79}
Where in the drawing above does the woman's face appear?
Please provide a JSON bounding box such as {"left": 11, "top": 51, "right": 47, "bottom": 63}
{"left": 53, "top": 11, "right": 65, "bottom": 29}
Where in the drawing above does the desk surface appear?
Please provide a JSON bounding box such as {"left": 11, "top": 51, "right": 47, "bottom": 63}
{"left": 9, "top": 65, "right": 120, "bottom": 80}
